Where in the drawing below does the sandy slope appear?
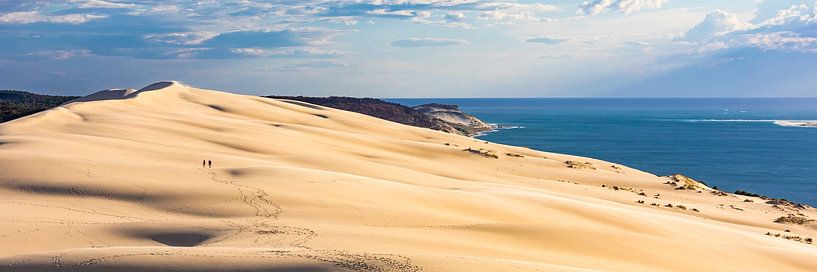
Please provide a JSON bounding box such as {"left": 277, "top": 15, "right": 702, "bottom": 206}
{"left": 1, "top": 81, "right": 816, "bottom": 272}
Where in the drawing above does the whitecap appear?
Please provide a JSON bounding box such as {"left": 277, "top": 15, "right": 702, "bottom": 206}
{"left": 475, "top": 124, "right": 524, "bottom": 137}
{"left": 773, "top": 120, "right": 817, "bottom": 128}
{"left": 659, "top": 119, "right": 817, "bottom": 127}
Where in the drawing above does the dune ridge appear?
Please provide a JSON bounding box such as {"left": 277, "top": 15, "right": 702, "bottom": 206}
{"left": 1, "top": 82, "right": 816, "bottom": 271}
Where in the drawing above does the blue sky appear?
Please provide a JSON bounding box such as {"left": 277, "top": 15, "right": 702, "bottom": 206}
{"left": 0, "top": 0, "right": 816, "bottom": 97}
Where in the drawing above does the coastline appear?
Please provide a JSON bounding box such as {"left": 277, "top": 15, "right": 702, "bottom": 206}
{"left": 473, "top": 124, "right": 525, "bottom": 137}
{"left": 1, "top": 83, "right": 816, "bottom": 271}
{"left": 437, "top": 98, "right": 817, "bottom": 206}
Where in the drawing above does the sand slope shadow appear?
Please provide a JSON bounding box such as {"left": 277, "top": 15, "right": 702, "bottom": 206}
{"left": 150, "top": 232, "right": 213, "bottom": 247}
{"left": 278, "top": 100, "right": 324, "bottom": 110}
{"left": 118, "top": 227, "right": 218, "bottom": 247}
{"left": 66, "top": 81, "right": 178, "bottom": 103}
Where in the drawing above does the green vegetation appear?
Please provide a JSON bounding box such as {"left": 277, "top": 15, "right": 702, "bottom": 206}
{"left": 564, "top": 160, "right": 596, "bottom": 170}
{"left": 765, "top": 232, "right": 814, "bottom": 244}
{"left": 774, "top": 214, "right": 815, "bottom": 225}
{"left": 1, "top": 90, "right": 78, "bottom": 122}
{"left": 463, "top": 148, "right": 499, "bottom": 159}
{"left": 505, "top": 152, "right": 524, "bottom": 158}
{"left": 734, "top": 190, "right": 762, "bottom": 197}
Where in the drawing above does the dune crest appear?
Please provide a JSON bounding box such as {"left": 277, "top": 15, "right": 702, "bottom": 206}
{"left": 1, "top": 82, "right": 816, "bottom": 271}
{"left": 67, "top": 81, "right": 182, "bottom": 103}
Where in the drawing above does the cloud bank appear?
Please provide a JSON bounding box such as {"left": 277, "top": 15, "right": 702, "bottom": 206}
{"left": 391, "top": 38, "right": 469, "bottom": 47}
{"left": 684, "top": 2, "right": 817, "bottom": 53}
{"left": 526, "top": 36, "right": 569, "bottom": 44}
{"left": 579, "top": 0, "right": 667, "bottom": 16}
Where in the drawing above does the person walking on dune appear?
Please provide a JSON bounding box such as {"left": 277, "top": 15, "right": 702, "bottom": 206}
{"left": 202, "top": 160, "right": 206, "bottom": 168}
{"left": 208, "top": 160, "right": 212, "bottom": 168}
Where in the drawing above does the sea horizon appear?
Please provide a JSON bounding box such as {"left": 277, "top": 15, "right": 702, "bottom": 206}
{"left": 392, "top": 97, "right": 817, "bottom": 206}
{"left": 5, "top": 0, "right": 817, "bottom": 269}
{"left": 383, "top": 96, "right": 817, "bottom": 99}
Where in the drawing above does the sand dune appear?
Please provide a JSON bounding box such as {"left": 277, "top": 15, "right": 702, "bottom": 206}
{"left": 1, "top": 81, "right": 816, "bottom": 271}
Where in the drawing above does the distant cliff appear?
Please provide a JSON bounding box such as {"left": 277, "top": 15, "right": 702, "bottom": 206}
{"left": 0, "top": 90, "right": 78, "bottom": 122}
{"left": 266, "top": 96, "right": 493, "bottom": 136}
{"left": 412, "top": 103, "right": 494, "bottom": 136}
{"left": 1, "top": 90, "right": 495, "bottom": 136}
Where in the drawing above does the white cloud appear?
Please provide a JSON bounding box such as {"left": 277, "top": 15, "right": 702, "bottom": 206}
{"left": 410, "top": 17, "right": 434, "bottom": 24}
{"left": 0, "top": 11, "right": 107, "bottom": 24}
{"left": 228, "top": 48, "right": 345, "bottom": 58}
{"left": 229, "top": 48, "right": 267, "bottom": 56}
{"left": 476, "top": 2, "right": 558, "bottom": 23}
{"left": 326, "top": 17, "right": 360, "bottom": 26}
{"left": 146, "top": 32, "right": 220, "bottom": 46}
{"left": 690, "top": 32, "right": 817, "bottom": 54}
{"left": 476, "top": 2, "right": 559, "bottom": 13}
{"left": 367, "top": 9, "right": 430, "bottom": 18}
{"left": 70, "top": 0, "right": 140, "bottom": 9}
{"left": 29, "top": 50, "right": 93, "bottom": 60}
{"left": 579, "top": 0, "right": 667, "bottom": 16}
{"left": 149, "top": 5, "right": 181, "bottom": 13}
{"left": 744, "top": 32, "right": 817, "bottom": 52}
{"left": 685, "top": 2, "right": 817, "bottom": 53}
{"left": 391, "top": 37, "right": 469, "bottom": 47}
{"left": 526, "top": 36, "right": 569, "bottom": 44}
{"left": 479, "top": 10, "right": 545, "bottom": 23}
{"left": 755, "top": 2, "right": 816, "bottom": 26}
{"left": 444, "top": 11, "right": 466, "bottom": 22}
{"left": 683, "top": 10, "right": 749, "bottom": 41}
{"left": 751, "top": 0, "right": 807, "bottom": 24}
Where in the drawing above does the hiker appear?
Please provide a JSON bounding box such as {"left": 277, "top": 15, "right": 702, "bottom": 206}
{"left": 208, "top": 160, "right": 212, "bottom": 168}
{"left": 202, "top": 160, "right": 206, "bottom": 168}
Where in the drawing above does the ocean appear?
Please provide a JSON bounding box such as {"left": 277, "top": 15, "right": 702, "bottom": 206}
{"left": 390, "top": 98, "right": 817, "bottom": 206}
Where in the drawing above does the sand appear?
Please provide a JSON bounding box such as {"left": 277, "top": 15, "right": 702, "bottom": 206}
{"left": 1, "top": 81, "right": 816, "bottom": 271}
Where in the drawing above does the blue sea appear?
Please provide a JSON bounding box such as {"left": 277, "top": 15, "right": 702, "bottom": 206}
{"left": 390, "top": 98, "right": 817, "bottom": 206}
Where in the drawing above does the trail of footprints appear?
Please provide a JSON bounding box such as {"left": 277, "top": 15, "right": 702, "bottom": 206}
{"left": 1, "top": 169, "right": 421, "bottom": 271}
{"left": 69, "top": 251, "right": 174, "bottom": 271}
{"left": 202, "top": 168, "right": 284, "bottom": 218}
{"left": 50, "top": 253, "right": 63, "bottom": 271}
{"left": 48, "top": 249, "right": 422, "bottom": 272}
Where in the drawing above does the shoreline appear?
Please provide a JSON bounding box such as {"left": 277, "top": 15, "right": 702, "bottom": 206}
{"left": 2, "top": 82, "right": 816, "bottom": 271}
{"left": 468, "top": 117, "right": 817, "bottom": 206}
{"left": 473, "top": 124, "right": 525, "bottom": 137}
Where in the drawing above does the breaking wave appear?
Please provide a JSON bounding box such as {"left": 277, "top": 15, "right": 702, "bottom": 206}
{"left": 663, "top": 119, "right": 817, "bottom": 128}
{"left": 475, "top": 124, "right": 525, "bottom": 137}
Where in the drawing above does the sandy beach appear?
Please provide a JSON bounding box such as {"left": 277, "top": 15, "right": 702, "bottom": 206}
{"left": 1, "top": 81, "right": 816, "bottom": 271}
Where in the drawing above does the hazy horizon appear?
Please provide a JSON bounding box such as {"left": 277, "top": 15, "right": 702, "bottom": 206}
{"left": 6, "top": 83, "right": 817, "bottom": 99}
{"left": 4, "top": 2, "right": 817, "bottom": 271}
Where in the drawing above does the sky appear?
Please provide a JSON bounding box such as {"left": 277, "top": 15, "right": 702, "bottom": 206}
{"left": 1, "top": 0, "right": 816, "bottom": 97}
